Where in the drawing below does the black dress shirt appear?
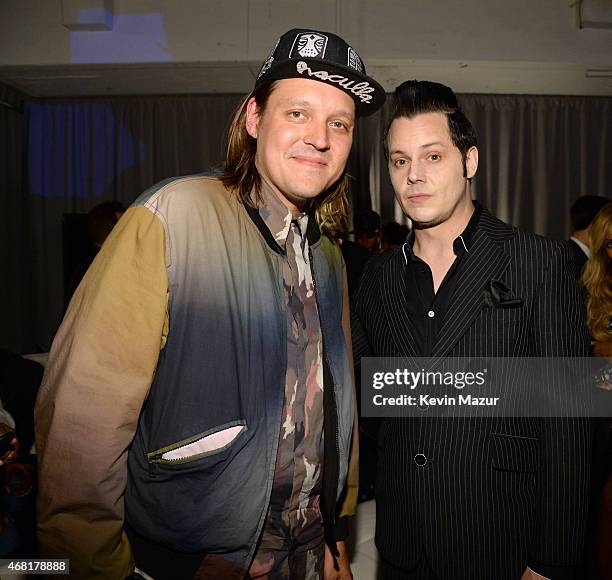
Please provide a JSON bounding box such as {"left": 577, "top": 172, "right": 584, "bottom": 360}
{"left": 403, "top": 203, "right": 482, "bottom": 356}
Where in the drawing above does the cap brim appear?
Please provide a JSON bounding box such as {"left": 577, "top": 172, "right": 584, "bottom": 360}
{"left": 259, "top": 58, "right": 386, "bottom": 117}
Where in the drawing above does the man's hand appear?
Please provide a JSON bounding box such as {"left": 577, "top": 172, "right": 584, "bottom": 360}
{"left": 324, "top": 540, "right": 353, "bottom": 580}
{"left": 520, "top": 568, "right": 549, "bottom": 580}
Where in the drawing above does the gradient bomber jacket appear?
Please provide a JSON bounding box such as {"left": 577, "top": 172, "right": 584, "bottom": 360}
{"left": 35, "top": 175, "right": 358, "bottom": 579}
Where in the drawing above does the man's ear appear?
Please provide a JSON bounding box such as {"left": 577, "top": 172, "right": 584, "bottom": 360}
{"left": 245, "top": 97, "right": 261, "bottom": 139}
{"left": 465, "top": 146, "right": 478, "bottom": 179}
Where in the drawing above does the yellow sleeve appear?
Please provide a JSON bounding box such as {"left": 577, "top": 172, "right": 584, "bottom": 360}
{"left": 35, "top": 205, "right": 168, "bottom": 579}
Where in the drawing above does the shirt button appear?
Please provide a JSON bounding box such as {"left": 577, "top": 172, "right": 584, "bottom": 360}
{"left": 427, "top": 310, "right": 435, "bottom": 318}
{"left": 414, "top": 453, "right": 427, "bottom": 467}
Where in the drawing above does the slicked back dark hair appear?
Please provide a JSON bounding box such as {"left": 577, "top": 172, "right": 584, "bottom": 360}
{"left": 384, "top": 80, "right": 477, "bottom": 177}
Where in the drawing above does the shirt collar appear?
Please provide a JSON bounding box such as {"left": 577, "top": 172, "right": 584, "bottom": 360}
{"left": 403, "top": 201, "right": 483, "bottom": 264}
{"left": 570, "top": 236, "right": 590, "bottom": 257}
{"left": 257, "top": 180, "right": 309, "bottom": 249}
{"left": 452, "top": 201, "right": 482, "bottom": 255}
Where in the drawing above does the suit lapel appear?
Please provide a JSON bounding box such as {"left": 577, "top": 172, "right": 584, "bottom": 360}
{"left": 380, "top": 250, "right": 420, "bottom": 358}
{"left": 431, "top": 225, "right": 511, "bottom": 360}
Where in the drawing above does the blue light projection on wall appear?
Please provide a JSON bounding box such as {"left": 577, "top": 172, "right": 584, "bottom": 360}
{"left": 70, "top": 11, "right": 170, "bottom": 63}
{"left": 76, "top": 7, "right": 114, "bottom": 30}
{"left": 26, "top": 102, "right": 145, "bottom": 198}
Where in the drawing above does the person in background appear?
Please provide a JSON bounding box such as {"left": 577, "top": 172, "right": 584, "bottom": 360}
{"left": 0, "top": 406, "right": 35, "bottom": 558}
{"left": 381, "top": 221, "right": 410, "bottom": 251}
{"left": 65, "top": 200, "right": 125, "bottom": 307}
{"left": 0, "top": 350, "right": 44, "bottom": 459}
{"left": 569, "top": 195, "right": 610, "bottom": 280}
{"left": 0, "top": 351, "right": 42, "bottom": 559}
{"left": 353, "top": 209, "right": 382, "bottom": 255}
{"left": 35, "top": 27, "right": 385, "bottom": 580}
{"left": 581, "top": 202, "right": 612, "bottom": 580}
{"left": 0, "top": 417, "right": 20, "bottom": 557}
{"left": 583, "top": 202, "right": 612, "bottom": 359}
{"left": 0, "top": 421, "right": 17, "bottom": 468}
{"left": 336, "top": 217, "right": 371, "bottom": 300}
{"left": 87, "top": 200, "right": 126, "bottom": 248}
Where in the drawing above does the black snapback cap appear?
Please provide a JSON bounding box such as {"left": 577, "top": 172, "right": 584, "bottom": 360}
{"left": 256, "top": 28, "right": 386, "bottom": 117}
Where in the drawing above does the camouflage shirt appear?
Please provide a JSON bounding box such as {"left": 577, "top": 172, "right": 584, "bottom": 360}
{"left": 249, "top": 182, "right": 325, "bottom": 578}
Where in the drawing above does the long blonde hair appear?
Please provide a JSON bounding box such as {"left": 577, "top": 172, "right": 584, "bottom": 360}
{"left": 219, "top": 81, "right": 350, "bottom": 238}
{"left": 581, "top": 202, "right": 612, "bottom": 341}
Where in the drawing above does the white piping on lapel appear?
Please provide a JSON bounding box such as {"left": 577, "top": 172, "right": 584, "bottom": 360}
{"left": 458, "top": 235, "right": 469, "bottom": 253}
{"left": 402, "top": 242, "right": 409, "bottom": 265}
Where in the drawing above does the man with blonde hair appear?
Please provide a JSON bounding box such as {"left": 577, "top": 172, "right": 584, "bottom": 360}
{"left": 35, "top": 28, "right": 385, "bottom": 579}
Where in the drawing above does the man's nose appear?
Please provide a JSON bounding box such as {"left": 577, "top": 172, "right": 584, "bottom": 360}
{"left": 408, "top": 159, "right": 424, "bottom": 183}
{"left": 304, "top": 120, "right": 330, "bottom": 151}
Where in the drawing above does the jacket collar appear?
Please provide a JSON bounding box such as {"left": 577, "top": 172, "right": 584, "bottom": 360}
{"left": 382, "top": 206, "right": 515, "bottom": 359}
{"left": 402, "top": 201, "right": 483, "bottom": 265}
{"left": 257, "top": 181, "right": 309, "bottom": 250}
{"left": 430, "top": 210, "right": 513, "bottom": 359}
{"left": 245, "top": 184, "right": 322, "bottom": 254}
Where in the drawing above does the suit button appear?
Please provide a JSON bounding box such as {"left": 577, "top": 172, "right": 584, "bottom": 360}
{"left": 414, "top": 453, "right": 427, "bottom": 467}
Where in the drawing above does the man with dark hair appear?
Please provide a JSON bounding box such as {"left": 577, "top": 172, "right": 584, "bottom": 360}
{"left": 87, "top": 200, "right": 126, "bottom": 248}
{"left": 35, "top": 29, "right": 385, "bottom": 580}
{"left": 65, "top": 201, "right": 126, "bottom": 307}
{"left": 569, "top": 195, "right": 610, "bottom": 279}
{"left": 353, "top": 209, "right": 382, "bottom": 255}
{"left": 381, "top": 221, "right": 410, "bottom": 251}
{"left": 353, "top": 80, "right": 591, "bottom": 579}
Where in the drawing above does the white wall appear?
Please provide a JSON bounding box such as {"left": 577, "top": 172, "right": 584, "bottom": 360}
{"left": 1, "top": 0, "right": 611, "bottom": 95}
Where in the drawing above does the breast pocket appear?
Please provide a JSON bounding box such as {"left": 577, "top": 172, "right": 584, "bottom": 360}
{"left": 147, "top": 420, "right": 247, "bottom": 466}
{"left": 472, "top": 306, "right": 528, "bottom": 356}
{"left": 488, "top": 432, "right": 539, "bottom": 473}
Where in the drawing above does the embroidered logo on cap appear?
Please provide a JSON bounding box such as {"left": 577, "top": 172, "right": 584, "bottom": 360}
{"left": 290, "top": 33, "right": 328, "bottom": 59}
{"left": 347, "top": 47, "right": 363, "bottom": 72}
{"left": 258, "top": 55, "right": 274, "bottom": 78}
{"left": 258, "top": 39, "right": 279, "bottom": 78}
{"left": 296, "top": 61, "right": 374, "bottom": 103}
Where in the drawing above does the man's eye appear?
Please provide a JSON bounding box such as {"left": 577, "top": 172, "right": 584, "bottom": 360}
{"left": 331, "top": 120, "right": 347, "bottom": 129}
{"left": 289, "top": 111, "right": 304, "bottom": 119}
{"left": 394, "top": 159, "right": 406, "bottom": 167}
{"left": 428, "top": 154, "right": 441, "bottom": 161}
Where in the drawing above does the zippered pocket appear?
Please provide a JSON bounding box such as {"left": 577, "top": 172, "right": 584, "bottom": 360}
{"left": 147, "top": 420, "right": 247, "bottom": 465}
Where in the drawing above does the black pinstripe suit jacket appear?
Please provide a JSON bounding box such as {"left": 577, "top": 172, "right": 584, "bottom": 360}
{"left": 352, "top": 209, "right": 592, "bottom": 580}
{"left": 568, "top": 239, "right": 588, "bottom": 280}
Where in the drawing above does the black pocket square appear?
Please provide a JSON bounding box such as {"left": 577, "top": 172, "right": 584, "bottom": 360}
{"left": 484, "top": 279, "right": 523, "bottom": 309}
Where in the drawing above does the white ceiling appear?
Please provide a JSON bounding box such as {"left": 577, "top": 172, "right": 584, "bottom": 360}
{"left": 1, "top": 0, "right": 611, "bottom": 98}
